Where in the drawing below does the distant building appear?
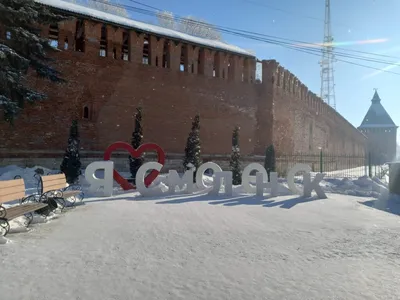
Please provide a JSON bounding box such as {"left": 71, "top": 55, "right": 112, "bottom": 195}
{"left": 358, "top": 91, "right": 398, "bottom": 164}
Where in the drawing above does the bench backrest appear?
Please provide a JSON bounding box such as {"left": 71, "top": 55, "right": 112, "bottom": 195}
{"left": 41, "top": 174, "right": 67, "bottom": 193}
{"left": 0, "top": 179, "right": 26, "bottom": 205}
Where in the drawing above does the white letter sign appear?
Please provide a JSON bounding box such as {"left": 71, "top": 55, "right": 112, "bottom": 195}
{"left": 209, "top": 171, "right": 233, "bottom": 196}
{"left": 85, "top": 159, "right": 329, "bottom": 200}
{"left": 287, "top": 163, "right": 311, "bottom": 195}
{"left": 196, "top": 162, "right": 223, "bottom": 190}
{"left": 242, "top": 163, "right": 267, "bottom": 194}
{"left": 167, "top": 170, "right": 194, "bottom": 194}
{"left": 256, "top": 172, "right": 278, "bottom": 197}
{"left": 303, "top": 172, "right": 327, "bottom": 199}
{"left": 84, "top": 161, "right": 114, "bottom": 197}
{"left": 241, "top": 163, "right": 279, "bottom": 197}
{"left": 136, "top": 162, "right": 164, "bottom": 196}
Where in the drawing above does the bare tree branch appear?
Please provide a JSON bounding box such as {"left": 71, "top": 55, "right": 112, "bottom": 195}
{"left": 156, "top": 10, "right": 175, "bottom": 30}
{"left": 156, "top": 11, "right": 222, "bottom": 41}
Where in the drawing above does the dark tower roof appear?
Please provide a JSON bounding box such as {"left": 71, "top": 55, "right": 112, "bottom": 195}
{"left": 358, "top": 91, "right": 397, "bottom": 129}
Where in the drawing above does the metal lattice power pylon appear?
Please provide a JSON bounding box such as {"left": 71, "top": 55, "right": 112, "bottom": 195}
{"left": 320, "top": 0, "right": 336, "bottom": 110}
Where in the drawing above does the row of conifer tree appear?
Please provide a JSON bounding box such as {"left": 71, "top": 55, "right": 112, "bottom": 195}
{"left": 59, "top": 107, "right": 277, "bottom": 185}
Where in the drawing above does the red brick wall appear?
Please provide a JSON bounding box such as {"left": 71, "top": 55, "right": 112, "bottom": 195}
{"left": 262, "top": 60, "right": 367, "bottom": 156}
{"left": 0, "top": 51, "right": 268, "bottom": 156}
{"left": 0, "top": 17, "right": 366, "bottom": 160}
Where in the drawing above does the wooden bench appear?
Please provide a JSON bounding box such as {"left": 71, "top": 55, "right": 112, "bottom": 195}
{"left": 0, "top": 179, "right": 49, "bottom": 237}
{"left": 38, "top": 174, "right": 84, "bottom": 210}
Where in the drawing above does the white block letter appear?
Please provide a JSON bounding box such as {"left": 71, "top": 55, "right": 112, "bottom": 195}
{"left": 84, "top": 161, "right": 114, "bottom": 197}
{"left": 167, "top": 170, "right": 194, "bottom": 194}
{"left": 242, "top": 163, "right": 267, "bottom": 194}
{"left": 303, "top": 172, "right": 327, "bottom": 199}
{"left": 287, "top": 163, "right": 312, "bottom": 195}
{"left": 196, "top": 162, "right": 223, "bottom": 190}
{"left": 137, "top": 162, "right": 163, "bottom": 196}
{"left": 256, "top": 172, "right": 279, "bottom": 197}
{"left": 209, "top": 171, "right": 233, "bottom": 196}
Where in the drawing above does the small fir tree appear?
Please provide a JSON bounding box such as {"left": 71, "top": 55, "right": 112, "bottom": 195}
{"left": 183, "top": 115, "right": 202, "bottom": 180}
{"left": 264, "top": 145, "right": 276, "bottom": 182}
{"left": 129, "top": 107, "right": 143, "bottom": 184}
{"left": 60, "top": 120, "right": 81, "bottom": 184}
{"left": 230, "top": 126, "right": 242, "bottom": 185}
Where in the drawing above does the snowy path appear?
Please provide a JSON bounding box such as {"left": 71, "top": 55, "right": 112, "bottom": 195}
{"left": 1, "top": 193, "right": 400, "bottom": 300}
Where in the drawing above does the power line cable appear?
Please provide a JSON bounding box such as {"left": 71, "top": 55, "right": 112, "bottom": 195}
{"left": 243, "top": 0, "right": 327, "bottom": 22}
{"left": 125, "top": 0, "right": 159, "bottom": 11}
{"left": 242, "top": 0, "right": 362, "bottom": 30}
{"left": 77, "top": 0, "right": 400, "bottom": 75}
{"left": 125, "top": 0, "right": 400, "bottom": 60}
{"left": 123, "top": 0, "right": 400, "bottom": 61}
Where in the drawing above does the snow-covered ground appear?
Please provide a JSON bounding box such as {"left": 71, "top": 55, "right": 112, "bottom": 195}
{"left": 1, "top": 165, "right": 400, "bottom": 299}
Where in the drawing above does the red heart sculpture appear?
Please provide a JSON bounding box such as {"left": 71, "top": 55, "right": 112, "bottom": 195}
{"left": 103, "top": 142, "right": 166, "bottom": 190}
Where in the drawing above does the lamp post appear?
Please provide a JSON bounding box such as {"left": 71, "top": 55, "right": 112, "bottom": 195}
{"left": 318, "top": 147, "right": 323, "bottom": 173}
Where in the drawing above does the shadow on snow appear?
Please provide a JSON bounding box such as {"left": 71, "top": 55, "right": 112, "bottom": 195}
{"left": 360, "top": 196, "right": 400, "bottom": 217}
{"left": 154, "top": 193, "right": 322, "bottom": 209}
{"left": 85, "top": 191, "right": 323, "bottom": 209}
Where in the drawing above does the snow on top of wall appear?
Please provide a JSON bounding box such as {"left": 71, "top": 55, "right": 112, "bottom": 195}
{"left": 35, "top": 0, "right": 255, "bottom": 57}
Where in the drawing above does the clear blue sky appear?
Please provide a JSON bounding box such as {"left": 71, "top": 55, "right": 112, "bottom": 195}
{"left": 119, "top": 0, "right": 399, "bottom": 137}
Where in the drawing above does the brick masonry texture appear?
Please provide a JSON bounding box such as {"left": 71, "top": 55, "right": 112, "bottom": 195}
{"left": 0, "top": 17, "right": 366, "bottom": 167}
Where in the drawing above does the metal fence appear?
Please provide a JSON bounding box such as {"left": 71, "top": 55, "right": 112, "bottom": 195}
{"left": 276, "top": 152, "right": 387, "bottom": 179}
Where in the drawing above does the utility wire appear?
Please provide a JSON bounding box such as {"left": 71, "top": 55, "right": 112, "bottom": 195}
{"left": 242, "top": 0, "right": 363, "bottom": 31}
{"left": 125, "top": 0, "right": 400, "bottom": 61}
{"left": 77, "top": 0, "right": 400, "bottom": 75}
{"left": 243, "top": 0, "right": 328, "bottom": 23}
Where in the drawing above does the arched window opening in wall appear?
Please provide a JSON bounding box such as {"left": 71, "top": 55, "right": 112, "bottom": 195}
{"left": 83, "top": 106, "right": 90, "bottom": 120}
{"left": 48, "top": 24, "right": 59, "bottom": 48}
{"left": 122, "top": 31, "right": 129, "bottom": 61}
{"left": 64, "top": 38, "right": 69, "bottom": 50}
{"left": 99, "top": 24, "right": 107, "bottom": 57}
{"left": 222, "top": 69, "right": 225, "bottom": 79}
{"left": 191, "top": 63, "right": 194, "bottom": 73}
{"left": 143, "top": 35, "right": 149, "bottom": 64}
{"left": 309, "top": 123, "right": 313, "bottom": 151}
{"left": 162, "top": 40, "right": 169, "bottom": 68}
{"left": 112, "top": 47, "right": 117, "bottom": 59}
{"left": 180, "top": 44, "right": 186, "bottom": 72}
{"left": 75, "top": 19, "right": 85, "bottom": 52}
{"left": 155, "top": 56, "right": 159, "bottom": 67}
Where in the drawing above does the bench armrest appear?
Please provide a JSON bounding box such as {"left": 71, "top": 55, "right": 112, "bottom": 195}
{"left": 20, "top": 194, "right": 41, "bottom": 205}
{"left": 0, "top": 205, "right": 6, "bottom": 218}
